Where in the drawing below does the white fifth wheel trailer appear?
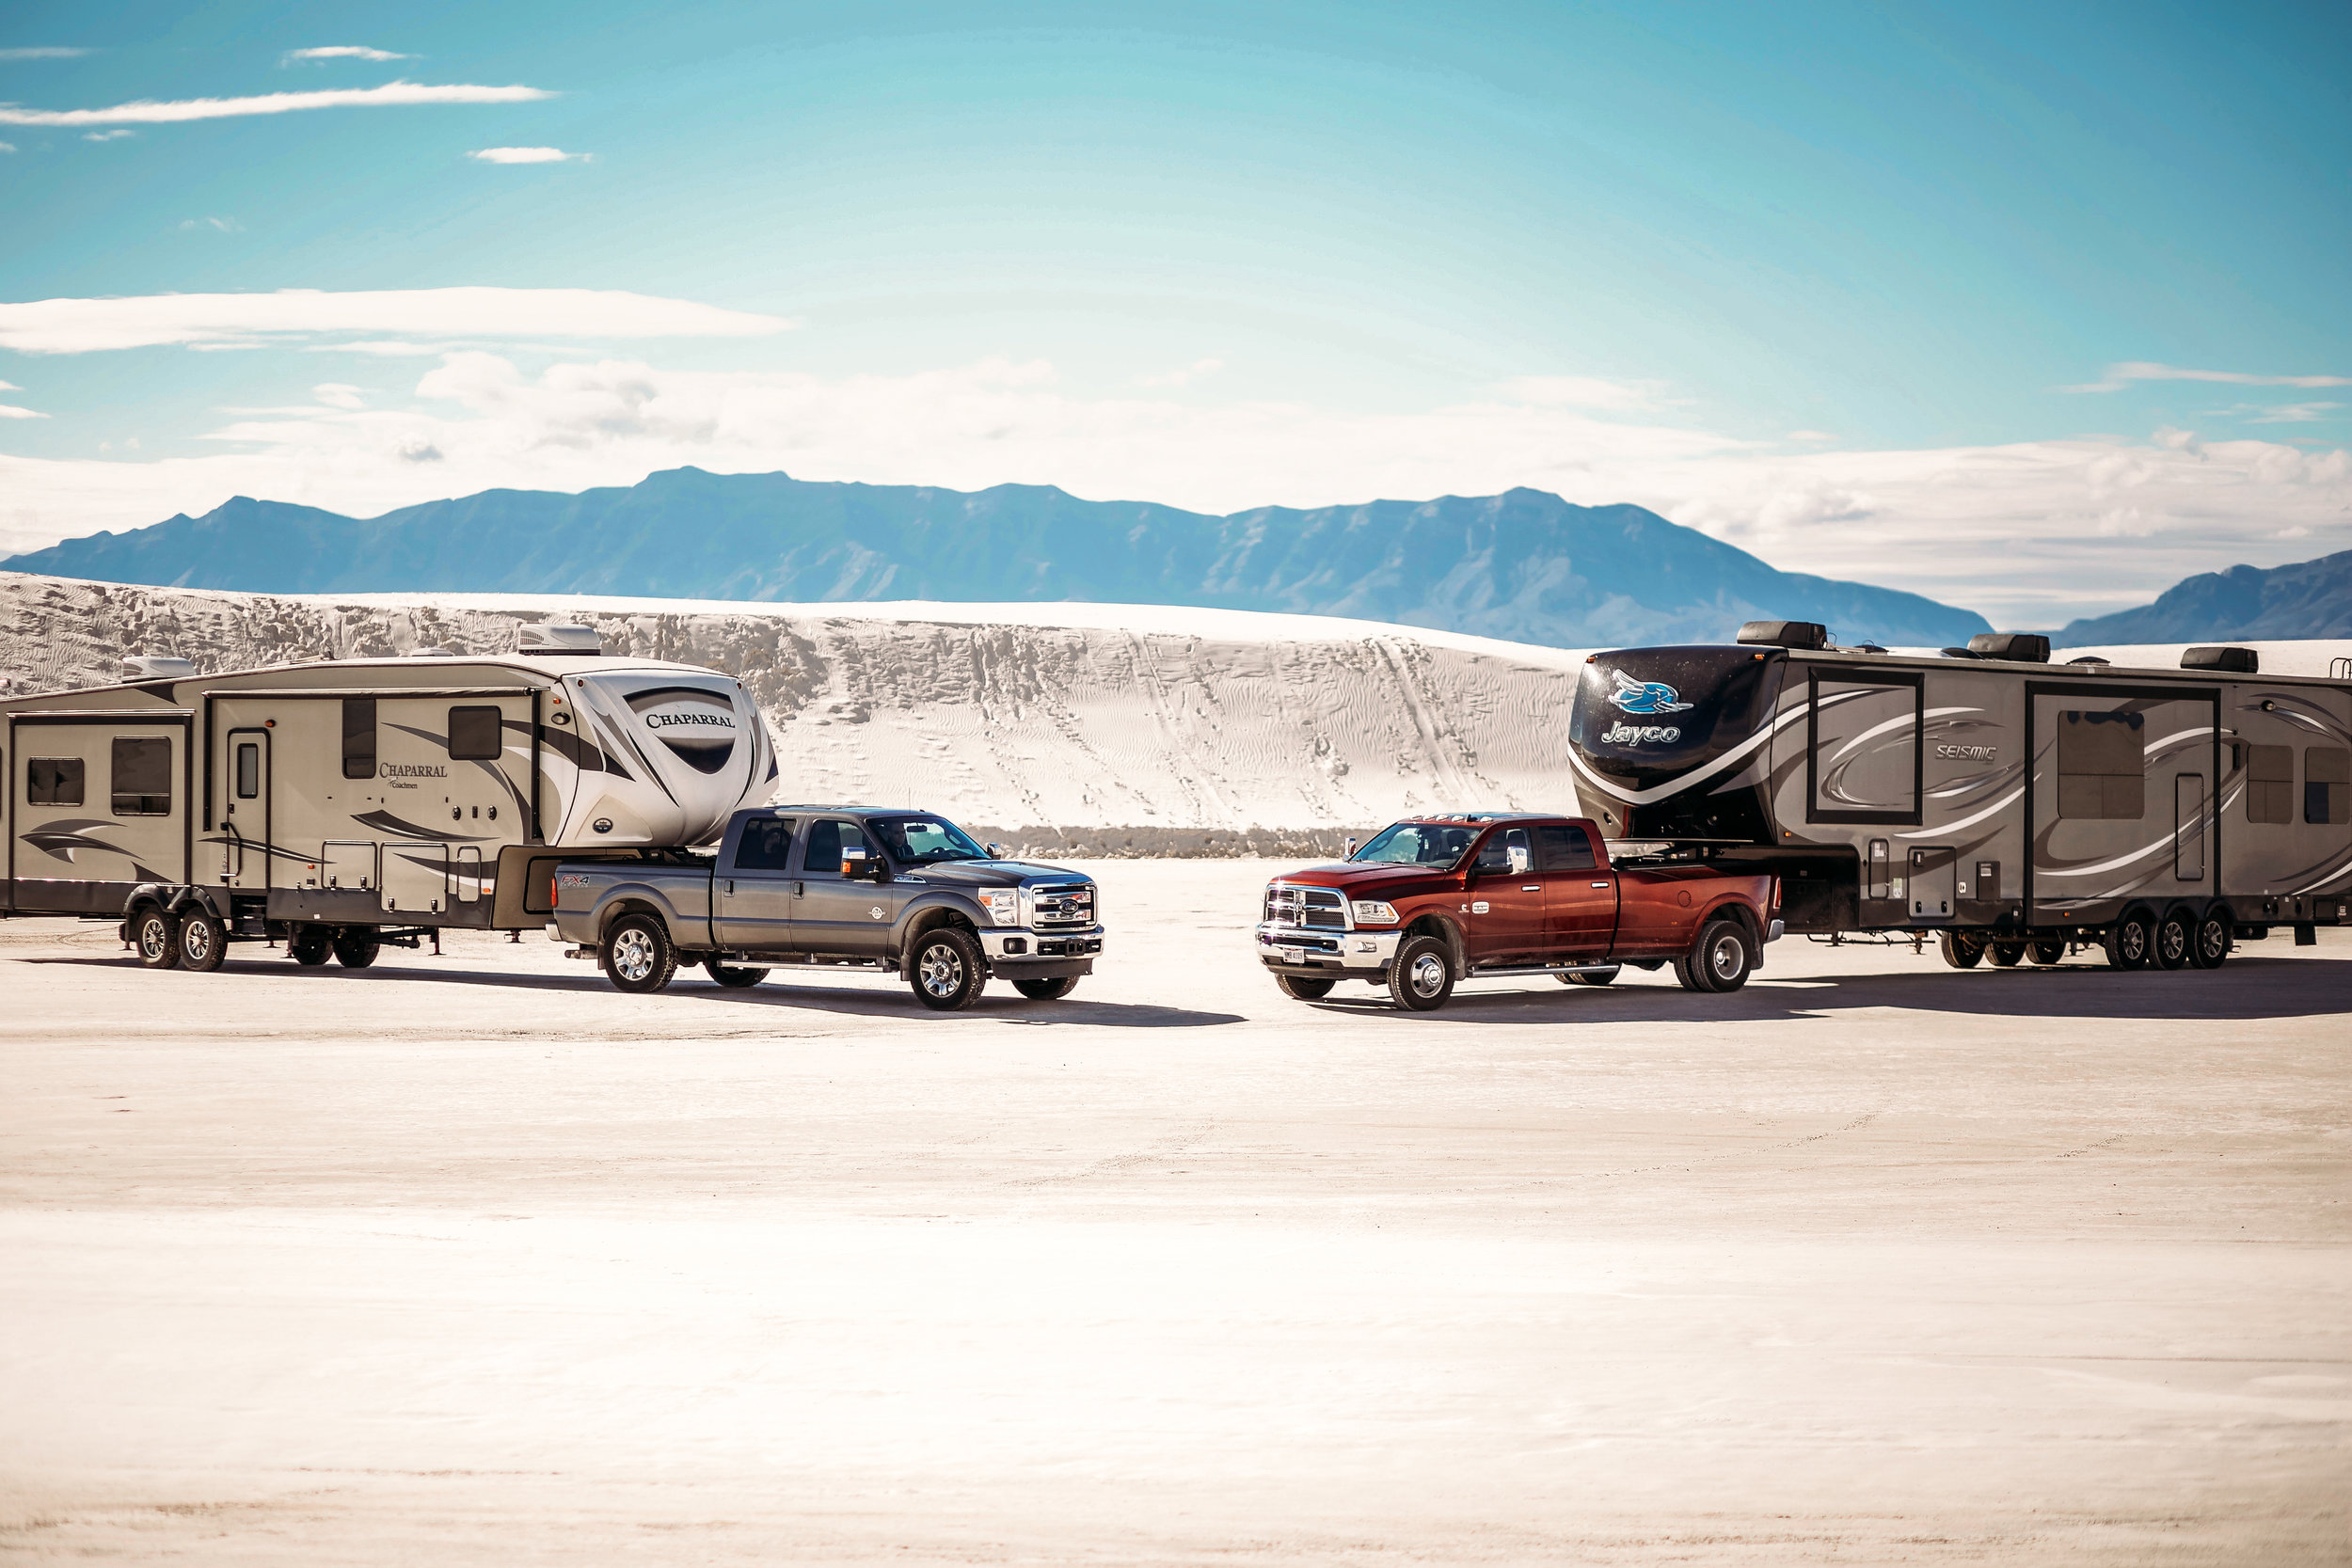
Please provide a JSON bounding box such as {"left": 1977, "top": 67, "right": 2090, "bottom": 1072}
{"left": 1565, "top": 625, "right": 2351, "bottom": 969}
{"left": 0, "top": 624, "right": 776, "bottom": 970}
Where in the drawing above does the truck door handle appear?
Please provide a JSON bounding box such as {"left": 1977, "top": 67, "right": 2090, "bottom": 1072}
{"left": 724, "top": 879, "right": 734, "bottom": 895}
{"left": 794, "top": 880, "right": 803, "bottom": 896}
{"left": 1522, "top": 884, "right": 1541, "bottom": 892}
{"left": 1591, "top": 882, "right": 1610, "bottom": 889}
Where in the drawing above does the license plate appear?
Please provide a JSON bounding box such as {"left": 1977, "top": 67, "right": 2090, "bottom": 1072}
{"left": 1277, "top": 946, "right": 1305, "bottom": 964}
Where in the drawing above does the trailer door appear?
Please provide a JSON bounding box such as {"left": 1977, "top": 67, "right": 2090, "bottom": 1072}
{"left": 219, "top": 726, "right": 272, "bottom": 890}
{"left": 2026, "top": 682, "right": 2217, "bottom": 925}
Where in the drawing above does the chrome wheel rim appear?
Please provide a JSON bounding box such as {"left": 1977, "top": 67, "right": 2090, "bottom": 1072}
{"left": 1408, "top": 952, "right": 1446, "bottom": 998}
{"left": 2200, "top": 922, "right": 2226, "bottom": 960}
{"left": 139, "top": 918, "right": 169, "bottom": 961}
{"left": 183, "top": 921, "right": 212, "bottom": 962}
{"left": 2159, "top": 924, "right": 2186, "bottom": 962}
{"left": 1708, "top": 933, "right": 1742, "bottom": 981}
{"left": 2120, "top": 924, "right": 2145, "bottom": 961}
{"left": 611, "top": 928, "right": 656, "bottom": 983}
{"left": 919, "top": 942, "right": 965, "bottom": 998}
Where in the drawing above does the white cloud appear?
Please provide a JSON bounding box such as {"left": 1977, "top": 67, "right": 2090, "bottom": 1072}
{"left": 1496, "top": 374, "right": 1663, "bottom": 412}
{"left": 467, "top": 145, "right": 587, "bottom": 164}
{"left": 284, "top": 46, "right": 413, "bottom": 63}
{"left": 308, "top": 340, "right": 450, "bottom": 356}
{"left": 0, "top": 47, "right": 89, "bottom": 60}
{"left": 1784, "top": 429, "right": 1835, "bottom": 443}
{"left": 178, "top": 215, "right": 241, "bottom": 232}
{"left": 82, "top": 129, "right": 135, "bottom": 142}
{"left": 311, "top": 383, "right": 367, "bottom": 410}
{"left": 2, "top": 356, "right": 2344, "bottom": 627}
{"left": 2242, "top": 401, "right": 2343, "bottom": 425}
{"left": 0, "top": 142, "right": 15, "bottom": 154}
{"left": 0, "top": 286, "right": 790, "bottom": 353}
{"left": 0, "top": 404, "right": 47, "bottom": 420}
{"left": 0, "top": 80, "right": 552, "bottom": 127}
{"left": 2060, "top": 360, "right": 2352, "bottom": 394}
{"left": 1137, "top": 356, "right": 1224, "bottom": 388}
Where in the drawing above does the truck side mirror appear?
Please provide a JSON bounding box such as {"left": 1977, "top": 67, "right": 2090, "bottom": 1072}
{"left": 841, "top": 846, "right": 882, "bottom": 881}
{"left": 1343, "top": 836, "right": 1359, "bottom": 859}
{"left": 985, "top": 843, "right": 1004, "bottom": 860}
{"left": 1507, "top": 845, "right": 1531, "bottom": 875}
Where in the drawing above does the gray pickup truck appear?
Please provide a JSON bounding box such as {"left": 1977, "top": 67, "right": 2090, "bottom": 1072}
{"left": 548, "top": 805, "right": 1104, "bottom": 1009}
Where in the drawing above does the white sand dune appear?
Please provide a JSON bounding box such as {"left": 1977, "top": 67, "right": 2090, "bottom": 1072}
{"left": 2, "top": 571, "right": 2345, "bottom": 837}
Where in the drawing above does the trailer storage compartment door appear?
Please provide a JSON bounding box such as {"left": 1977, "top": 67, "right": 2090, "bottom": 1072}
{"left": 382, "top": 840, "right": 449, "bottom": 916}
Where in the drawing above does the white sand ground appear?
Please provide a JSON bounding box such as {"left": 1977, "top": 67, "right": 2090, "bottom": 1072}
{"left": 2, "top": 861, "right": 2346, "bottom": 1565}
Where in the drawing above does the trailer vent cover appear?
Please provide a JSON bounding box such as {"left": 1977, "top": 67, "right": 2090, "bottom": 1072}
{"left": 1966, "top": 632, "right": 2051, "bottom": 663}
{"left": 517, "top": 622, "right": 603, "bottom": 656}
{"left": 1735, "top": 620, "right": 1829, "bottom": 650}
{"left": 2180, "top": 645, "right": 2258, "bottom": 673}
{"left": 120, "top": 655, "right": 197, "bottom": 680}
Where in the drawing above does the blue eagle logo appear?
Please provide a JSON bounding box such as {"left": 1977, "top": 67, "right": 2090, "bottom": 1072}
{"left": 1606, "top": 670, "right": 1694, "bottom": 716}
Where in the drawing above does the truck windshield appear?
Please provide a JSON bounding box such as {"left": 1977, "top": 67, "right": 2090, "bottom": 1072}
{"left": 870, "top": 816, "right": 991, "bottom": 864}
{"left": 1352, "top": 821, "right": 1480, "bottom": 867}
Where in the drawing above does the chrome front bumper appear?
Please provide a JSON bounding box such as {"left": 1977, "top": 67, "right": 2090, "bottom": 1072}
{"left": 1255, "top": 921, "right": 1400, "bottom": 972}
{"left": 978, "top": 923, "right": 1105, "bottom": 961}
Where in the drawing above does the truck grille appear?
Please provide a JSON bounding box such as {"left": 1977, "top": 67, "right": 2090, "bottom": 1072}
{"left": 1033, "top": 883, "right": 1096, "bottom": 928}
{"left": 1264, "top": 883, "right": 1347, "bottom": 930}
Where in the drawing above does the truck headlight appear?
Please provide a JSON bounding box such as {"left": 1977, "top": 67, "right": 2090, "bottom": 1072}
{"left": 1351, "top": 900, "right": 1399, "bottom": 924}
{"left": 978, "top": 889, "right": 1020, "bottom": 927}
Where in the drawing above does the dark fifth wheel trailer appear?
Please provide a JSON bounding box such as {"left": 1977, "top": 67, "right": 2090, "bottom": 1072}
{"left": 1565, "top": 624, "right": 2352, "bottom": 970}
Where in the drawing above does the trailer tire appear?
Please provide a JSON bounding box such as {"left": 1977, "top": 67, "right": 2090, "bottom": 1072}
{"left": 2153, "top": 910, "right": 2192, "bottom": 970}
{"left": 178, "top": 908, "right": 228, "bottom": 973}
{"left": 2104, "top": 911, "right": 2153, "bottom": 971}
{"left": 1561, "top": 966, "right": 1620, "bottom": 986}
{"left": 1987, "top": 941, "right": 2025, "bottom": 968}
{"left": 331, "top": 927, "right": 381, "bottom": 970}
{"left": 2190, "top": 911, "right": 2233, "bottom": 970}
{"left": 1682, "top": 918, "right": 1753, "bottom": 993}
{"left": 601, "top": 914, "right": 676, "bottom": 993}
{"left": 133, "top": 907, "right": 181, "bottom": 970}
{"left": 1938, "top": 932, "right": 1983, "bottom": 969}
{"left": 2027, "top": 939, "right": 2066, "bottom": 966}
{"left": 1387, "top": 934, "right": 1455, "bottom": 1011}
{"left": 705, "top": 960, "right": 768, "bottom": 989}
{"left": 1274, "top": 974, "right": 1336, "bottom": 1001}
{"left": 1014, "top": 975, "right": 1080, "bottom": 1001}
{"left": 288, "top": 926, "right": 333, "bottom": 967}
{"left": 908, "top": 927, "right": 986, "bottom": 1010}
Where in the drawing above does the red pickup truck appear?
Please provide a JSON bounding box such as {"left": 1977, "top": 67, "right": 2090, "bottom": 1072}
{"left": 1256, "top": 813, "right": 1780, "bottom": 1010}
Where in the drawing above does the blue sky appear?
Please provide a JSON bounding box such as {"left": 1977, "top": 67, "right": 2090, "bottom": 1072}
{"left": 1, "top": 0, "right": 2346, "bottom": 622}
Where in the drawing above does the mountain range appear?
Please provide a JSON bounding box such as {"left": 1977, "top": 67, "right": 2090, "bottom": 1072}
{"left": 2051, "top": 549, "right": 2352, "bottom": 643}
{"left": 0, "top": 468, "right": 1987, "bottom": 649}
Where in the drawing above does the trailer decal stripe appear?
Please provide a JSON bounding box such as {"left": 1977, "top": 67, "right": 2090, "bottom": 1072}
{"left": 1893, "top": 786, "right": 2026, "bottom": 841}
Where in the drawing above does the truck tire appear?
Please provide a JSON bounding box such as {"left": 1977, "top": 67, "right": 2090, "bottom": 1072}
{"left": 1015, "top": 975, "right": 1080, "bottom": 1001}
{"left": 332, "top": 927, "right": 381, "bottom": 970}
{"left": 133, "top": 907, "right": 181, "bottom": 970}
{"left": 1387, "top": 934, "right": 1454, "bottom": 1011}
{"left": 1987, "top": 941, "right": 2025, "bottom": 968}
{"left": 1678, "top": 918, "right": 1753, "bottom": 993}
{"left": 2153, "top": 910, "right": 2192, "bottom": 970}
{"left": 2189, "top": 911, "right": 2233, "bottom": 970}
{"left": 2027, "top": 939, "right": 2066, "bottom": 966}
{"left": 908, "top": 927, "right": 986, "bottom": 1010}
{"left": 705, "top": 960, "right": 769, "bottom": 989}
{"left": 178, "top": 908, "right": 228, "bottom": 973}
{"left": 1560, "top": 967, "right": 1619, "bottom": 985}
{"left": 1938, "top": 932, "right": 1983, "bottom": 969}
{"left": 1275, "top": 974, "right": 1335, "bottom": 1001}
{"left": 601, "top": 915, "right": 676, "bottom": 993}
{"left": 2103, "top": 911, "right": 2153, "bottom": 971}
{"left": 288, "top": 926, "right": 333, "bottom": 967}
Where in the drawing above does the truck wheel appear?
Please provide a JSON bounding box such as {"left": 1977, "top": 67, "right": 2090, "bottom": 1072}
{"left": 909, "top": 927, "right": 985, "bottom": 1010}
{"left": 1387, "top": 934, "right": 1454, "bottom": 1011}
{"left": 1987, "top": 942, "right": 2025, "bottom": 968}
{"left": 2153, "top": 910, "right": 2192, "bottom": 970}
{"left": 1560, "top": 967, "right": 1620, "bottom": 985}
{"left": 332, "top": 927, "right": 382, "bottom": 970}
{"left": 1680, "top": 918, "right": 1753, "bottom": 993}
{"left": 2189, "top": 911, "right": 2233, "bottom": 970}
{"left": 1275, "top": 974, "right": 1335, "bottom": 1001}
{"left": 178, "top": 908, "right": 228, "bottom": 973}
{"left": 2103, "top": 912, "right": 2153, "bottom": 971}
{"left": 705, "top": 960, "right": 769, "bottom": 989}
{"left": 602, "top": 915, "right": 676, "bottom": 993}
{"left": 1015, "top": 975, "right": 1080, "bottom": 1001}
{"left": 288, "top": 926, "right": 333, "bottom": 967}
{"left": 1938, "top": 932, "right": 1983, "bottom": 969}
{"left": 133, "top": 908, "right": 181, "bottom": 970}
{"left": 2027, "top": 939, "right": 2066, "bottom": 966}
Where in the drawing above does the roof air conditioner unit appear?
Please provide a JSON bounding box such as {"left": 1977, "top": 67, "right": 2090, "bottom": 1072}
{"left": 1735, "top": 620, "right": 1829, "bottom": 650}
{"left": 2180, "top": 645, "right": 2258, "bottom": 673}
{"left": 516, "top": 622, "right": 602, "bottom": 656}
{"left": 121, "top": 655, "right": 198, "bottom": 680}
{"left": 1966, "top": 633, "right": 2050, "bottom": 663}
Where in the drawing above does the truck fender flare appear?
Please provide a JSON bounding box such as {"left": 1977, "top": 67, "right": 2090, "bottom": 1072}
{"left": 1695, "top": 895, "right": 1766, "bottom": 966}
{"left": 591, "top": 886, "right": 676, "bottom": 942}
{"left": 895, "top": 893, "right": 983, "bottom": 956}
{"left": 1404, "top": 911, "right": 1469, "bottom": 979}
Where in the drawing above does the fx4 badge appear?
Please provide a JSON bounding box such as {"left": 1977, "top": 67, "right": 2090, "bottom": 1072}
{"left": 1606, "top": 671, "right": 1694, "bottom": 716}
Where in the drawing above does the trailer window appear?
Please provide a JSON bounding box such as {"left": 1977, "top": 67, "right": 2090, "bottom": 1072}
{"left": 27, "top": 757, "right": 84, "bottom": 806}
{"left": 2246, "top": 744, "right": 2293, "bottom": 824}
{"left": 111, "top": 737, "right": 172, "bottom": 816}
{"left": 235, "top": 742, "right": 261, "bottom": 799}
{"left": 2057, "top": 710, "right": 2144, "bottom": 820}
{"left": 736, "top": 816, "right": 795, "bottom": 871}
{"left": 447, "top": 705, "right": 503, "bottom": 761}
{"left": 2309, "top": 748, "right": 2350, "bottom": 826}
{"left": 1534, "top": 824, "right": 1596, "bottom": 871}
{"left": 342, "top": 698, "right": 376, "bottom": 781}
